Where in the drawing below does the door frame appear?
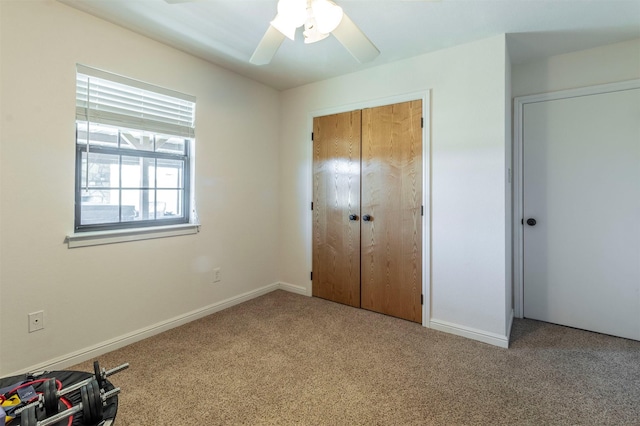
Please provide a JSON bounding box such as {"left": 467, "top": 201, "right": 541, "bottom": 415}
{"left": 308, "top": 90, "right": 432, "bottom": 327}
{"left": 512, "top": 79, "right": 640, "bottom": 318}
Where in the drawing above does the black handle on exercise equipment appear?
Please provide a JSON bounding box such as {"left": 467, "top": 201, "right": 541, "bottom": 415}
{"left": 362, "top": 214, "right": 372, "bottom": 222}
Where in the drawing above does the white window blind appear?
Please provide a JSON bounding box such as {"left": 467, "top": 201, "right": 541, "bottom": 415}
{"left": 76, "top": 64, "right": 195, "bottom": 138}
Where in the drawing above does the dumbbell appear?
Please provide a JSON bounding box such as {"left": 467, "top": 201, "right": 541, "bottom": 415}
{"left": 55, "top": 362, "right": 128, "bottom": 401}
{"left": 15, "top": 362, "right": 128, "bottom": 417}
{"left": 21, "top": 379, "right": 120, "bottom": 426}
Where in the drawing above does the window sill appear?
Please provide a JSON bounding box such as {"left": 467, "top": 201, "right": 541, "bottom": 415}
{"left": 65, "top": 223, "right": 200, "bottom": 248}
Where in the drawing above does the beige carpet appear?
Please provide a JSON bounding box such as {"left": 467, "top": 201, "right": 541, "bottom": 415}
{"left": 71, "top": 290, "right": 640, "bottom": 425}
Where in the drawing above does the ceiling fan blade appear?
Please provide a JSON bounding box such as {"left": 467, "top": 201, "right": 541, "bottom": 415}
{"left": 331, "top": 13, "right": 380, "bottom": 63}
{"left": 250, "top": 25, "right": 286, "bottom": 65}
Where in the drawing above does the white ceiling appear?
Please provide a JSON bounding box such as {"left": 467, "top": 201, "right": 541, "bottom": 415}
{"left": 57, "top": 0, "right": 640, "bottom": 90}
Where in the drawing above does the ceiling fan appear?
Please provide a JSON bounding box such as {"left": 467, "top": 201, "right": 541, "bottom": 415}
{"left": 164, "top": 0, "right": 379, "bottom": 66}
{"left": 250, "top": 0, "right": 380, "bottom": 65}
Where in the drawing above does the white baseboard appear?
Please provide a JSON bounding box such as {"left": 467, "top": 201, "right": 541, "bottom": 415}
{"left": 9, "top": 282, "right": 304, "bottom": 376}
{"left": 430, "top": 318, "right": 510, "bottom": 348}
{"left": 278, "top": 281, "right": 311, "bottom": 297}
{"left": 8, "top": 284, "right": 511, "bottom": 376}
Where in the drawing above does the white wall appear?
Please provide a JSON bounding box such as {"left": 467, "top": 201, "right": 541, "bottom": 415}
{"left": 0, "top": 0, "right": 281, "bottom": 375}
{"left": 512, "top": 38, "right": 640, "bottom": 97}
{"left": 0, "top": 0, "right": 4, "bottom": 371}
{"left": 279, "top": 35, "right": 511, "bottom": 345}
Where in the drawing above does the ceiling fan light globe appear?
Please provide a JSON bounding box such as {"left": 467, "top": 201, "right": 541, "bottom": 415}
{"left": 277, "top": 0, "right": 308, "bottom": 28}
{"left": 270, "top": 14, "right": 297, "bottom": 40}
{"left": 311, "top": 0, "right": 343, "bottom": 34}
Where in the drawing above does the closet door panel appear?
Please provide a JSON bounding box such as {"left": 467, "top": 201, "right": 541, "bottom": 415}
{"left": 312, "top": 111, "right": 362, "bottom": 307}
{"left": 361, "top": 100, "right": 422, "bottom": 323}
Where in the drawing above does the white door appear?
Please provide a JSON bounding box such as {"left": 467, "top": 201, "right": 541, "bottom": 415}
{"left": 523, "top": 87, "right": 640, "bottom": 340}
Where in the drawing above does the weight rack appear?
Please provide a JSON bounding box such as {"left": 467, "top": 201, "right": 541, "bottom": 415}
{"left": 0, "top": 361, "right": 126, "bottom": 426}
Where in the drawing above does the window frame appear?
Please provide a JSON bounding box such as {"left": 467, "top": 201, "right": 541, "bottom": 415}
{"left": 73, "top": 65, "right": 196, "bottom": 233}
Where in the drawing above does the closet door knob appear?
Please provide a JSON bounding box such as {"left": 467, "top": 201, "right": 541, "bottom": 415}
{"left": 349, "top": 214, "right": 359, "bottom": 221}
{"left": 526, "top": 218, "right": 537, "bottom": 226}
{"left": 362, "top": 214, "right": 372, "bottom": 222}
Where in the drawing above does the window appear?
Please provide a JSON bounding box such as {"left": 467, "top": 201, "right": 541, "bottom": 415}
{"left": 75, "top": 65, "right": 195, "bottom": 232}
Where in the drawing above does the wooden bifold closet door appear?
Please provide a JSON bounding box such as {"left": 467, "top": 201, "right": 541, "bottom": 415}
{"left": 312, "top": 100, "right": 423, "bottom": 323}
{"left": 312, "top": 110, "right": 362, "bottom": 308}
